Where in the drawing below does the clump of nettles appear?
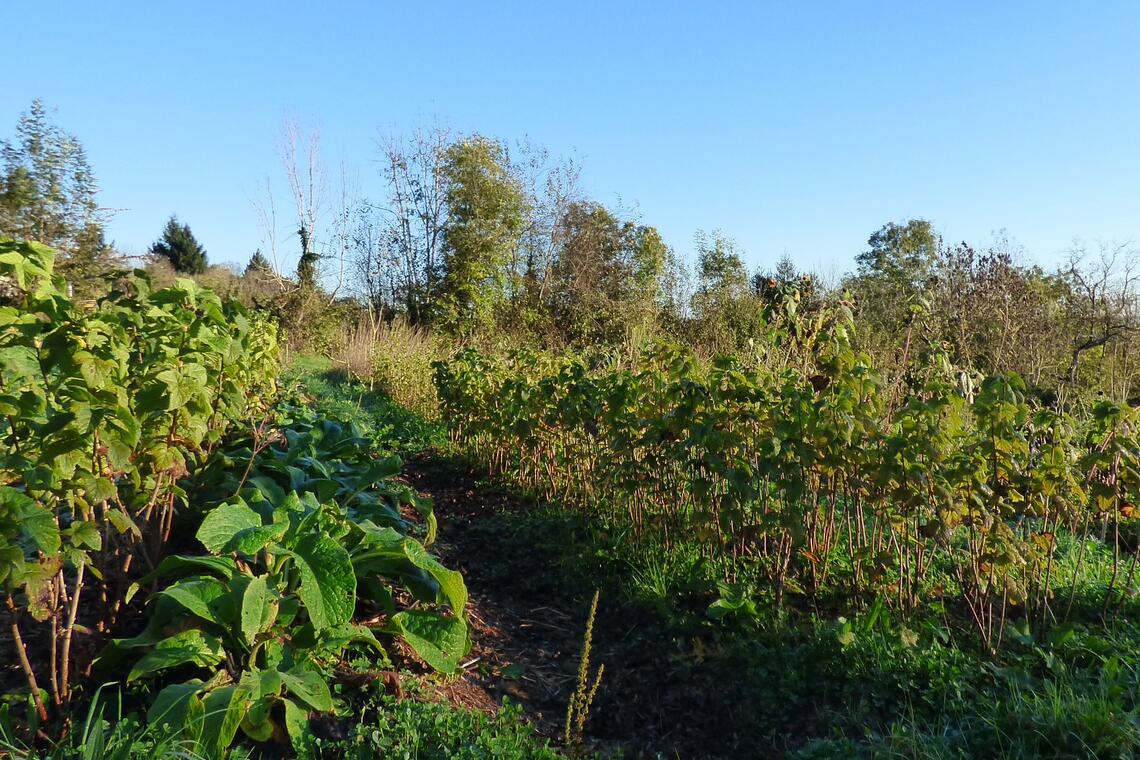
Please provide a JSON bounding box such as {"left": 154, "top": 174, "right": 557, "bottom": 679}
{"left": 564, "top": 590, "right": 605, "bottom": 746}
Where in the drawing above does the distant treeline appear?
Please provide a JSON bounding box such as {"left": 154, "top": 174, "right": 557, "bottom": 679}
{"left": 3, "top": 101, "right": 1138, "bottom": 408}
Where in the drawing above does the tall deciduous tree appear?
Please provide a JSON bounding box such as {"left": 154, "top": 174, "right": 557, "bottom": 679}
{"left": 150, "top": 216, "right": 208, "bottom": 274}
{"left": 369, "top": 125, "right": 452, "bottom": 323}
{"left": 437, "top": 136, "right": 527, "bottom": 335}
{"left": 845, "top": 219, "right": 941, "bottom": 386}
{"left": 693, "top": 230, "right": 750, "bottom": 312}
{"left": 688, "top": 230, "right": 760, "bottom": 351}
{"left": 932, "top": 239, "right": 1066, "bottom": 387}
{"left": 511, "top": 140, "right": 583, "bottom": 304}
{"left": 854, "top": 219, "right": 939, "bottom": 288}
{"left": 547, "top": 202, "right": 668, "bottom": 345}
{"left": 0, "top": 99, "right": 115, "bottom": 283}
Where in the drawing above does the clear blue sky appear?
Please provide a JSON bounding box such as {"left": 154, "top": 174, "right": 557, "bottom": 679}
{"left": 4, "top": 1, "right": 1139, "bottom": 278}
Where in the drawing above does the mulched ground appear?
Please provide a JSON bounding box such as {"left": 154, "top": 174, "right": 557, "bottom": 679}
{"left": 401, "top": 453, "right": 774, "bottom": 760}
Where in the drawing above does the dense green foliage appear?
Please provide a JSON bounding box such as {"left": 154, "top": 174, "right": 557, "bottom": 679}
{"left": 434, "top": 287, "right": 1140, "bottom": 656}
{"left": 436, "top": 136, "right": 528, "bottom": 336}
{"left": 545, "top": 202, "right": 669, "bottom": 347}
{"left": 0, "top": 241, "right": 487, "bottom": 758}
{"left": 0, "top": 239, "right": 278, "bottom": 725}
{"left": 100, "top": 409, "right": 469, "bottom": 756}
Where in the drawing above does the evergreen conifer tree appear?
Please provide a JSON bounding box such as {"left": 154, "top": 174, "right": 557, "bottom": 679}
{"left": 245, "top": 248, "right": 272, "bottom": 275}
{"left": 149, "top": 215, "right": 208, "bottom": 274}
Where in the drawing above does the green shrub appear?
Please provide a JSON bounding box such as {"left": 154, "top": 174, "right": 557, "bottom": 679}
{"left": 0, "top": 239, "right": 279, "bottom": 729}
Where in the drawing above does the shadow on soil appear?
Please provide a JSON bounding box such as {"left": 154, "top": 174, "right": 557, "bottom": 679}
{"left": 404, "top": 453, "right": 825, "bottom": 760}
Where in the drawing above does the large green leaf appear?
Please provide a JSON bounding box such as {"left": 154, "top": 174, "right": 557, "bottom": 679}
{"left": 353, "top": 520, "right": 404, "bottom": 548}
{"left": 403, "top": 540, "right": 467, "bottom": 616}
{"left": 21, "top": 556, "right": 62, "bottom": 621}
{"left": 105, "top": 507, "right": 141, "bottom": 539}
{"left": 158, "top": 578, "right": 227, "bottom": 625}
{"left": 342, "top": 456, "right": 402, "bottom": 502}
{"left": 320, "top": 623, "right": 386, "bottom": 656}
{"left": 135, "top": 554, "right": 238, "bottom": 586}
{"left": 228, "top": 522, "right": 288, "bottom": 556}
{"left": 197, "top": 501, "right": 264, "bottom": 555}
{"left": 247, "top": 475, "right": 287, "bottom": 505}
{"left": 65, "top": 519, "right": 101, "bottom": 551}
{"left": 239, "top": 667, "right": 283, "bottom": 729}
{"left": 200, "top": 685, "right": 251, "bottom": 760}
{"left": 147, "top": 680, "right": 204, "bottom": 730}
{"left": 240, "top": 709, "right": 275, "bottom": 743}
{"left": 128, "top": 629, "right": 226, "bottom": 681}
{"left": 389, "top": 611, "right": 469, "bottom": 674}
{"left": 82, "top": 476, "right": 117, "bottom": 505}
{"left": 279, "top": 669, "right": 333, "bottom": 712}
{"left": 0, "top": 346, "right": 40, "bottom": 382}
{"left": 290, "top": 535, "right": 356, "bottom": 631}
{"left": 0, "top": 486, "right": 59, "bottom": 555}
{"left": 240, "top": 575, "right": 271, "bottom": 646}
{"left": 282, "top": 697, "right": 310, "bottom": 752}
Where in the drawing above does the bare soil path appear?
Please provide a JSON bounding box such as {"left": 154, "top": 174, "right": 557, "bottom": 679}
{"left": 400, "top": 453, "right": 771, "bottom": 760}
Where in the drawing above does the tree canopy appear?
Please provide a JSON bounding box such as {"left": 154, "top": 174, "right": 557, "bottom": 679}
{"left": 0, "top": 99, "right": 115, "bottom": 285}
{"left": 436, "top": 136, "right": 527, "bottom": 335}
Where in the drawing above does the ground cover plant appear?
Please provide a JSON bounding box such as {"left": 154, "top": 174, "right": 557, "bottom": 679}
{"left": 98, "top": 408, "right": 471, "bottom": 756}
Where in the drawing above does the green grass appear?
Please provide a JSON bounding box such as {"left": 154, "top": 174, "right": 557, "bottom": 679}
{"left": 302, "top": 693, "right": 566, "bottom": 759}
{"left": 0, "top": 687, "right": 566, "bottom": 760}
{"left": 282, "top": 355, "right": 447, "bottom": 456}
{"left": 442, "top": 492, "right": 1140, "bottom": 757}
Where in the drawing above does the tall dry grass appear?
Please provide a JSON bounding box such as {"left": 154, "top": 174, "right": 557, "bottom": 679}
{"left": 337, "top": 318, "right": 445, "bottom": 420}
{"left": 340, "top": 320, "right": 379, "bottom": 382}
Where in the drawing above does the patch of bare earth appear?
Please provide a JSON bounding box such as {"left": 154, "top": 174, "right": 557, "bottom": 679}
{"left": 400, "top": 453, "right": 772, "bottom": 760}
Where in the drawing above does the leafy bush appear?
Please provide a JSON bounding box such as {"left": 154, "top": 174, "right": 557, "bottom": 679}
{"left": 433, "top": 296, "right": 1140, "bottom": 653}
{"left": 103, "top": 411, "right": 469, "bottom": 755}
{"left": 0, "top": 239, "right": 278, "bottom": 727}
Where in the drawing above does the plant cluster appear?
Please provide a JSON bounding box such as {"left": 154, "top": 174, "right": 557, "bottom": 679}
{"left": 101, "top": 411, "right": 469, "bottom": 756}
{"left": 434, "top": 288, "right": 1140, "bottom": 652}
{"left": 0, "top": 241, "right": 469, "bottom": 756}
{"left": 0, "top": 239, "right": 278, "bottom": 728}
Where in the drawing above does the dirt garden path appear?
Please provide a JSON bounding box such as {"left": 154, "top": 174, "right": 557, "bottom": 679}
{"left": 399, "top": 453, "right": 771, "bottom": 760}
